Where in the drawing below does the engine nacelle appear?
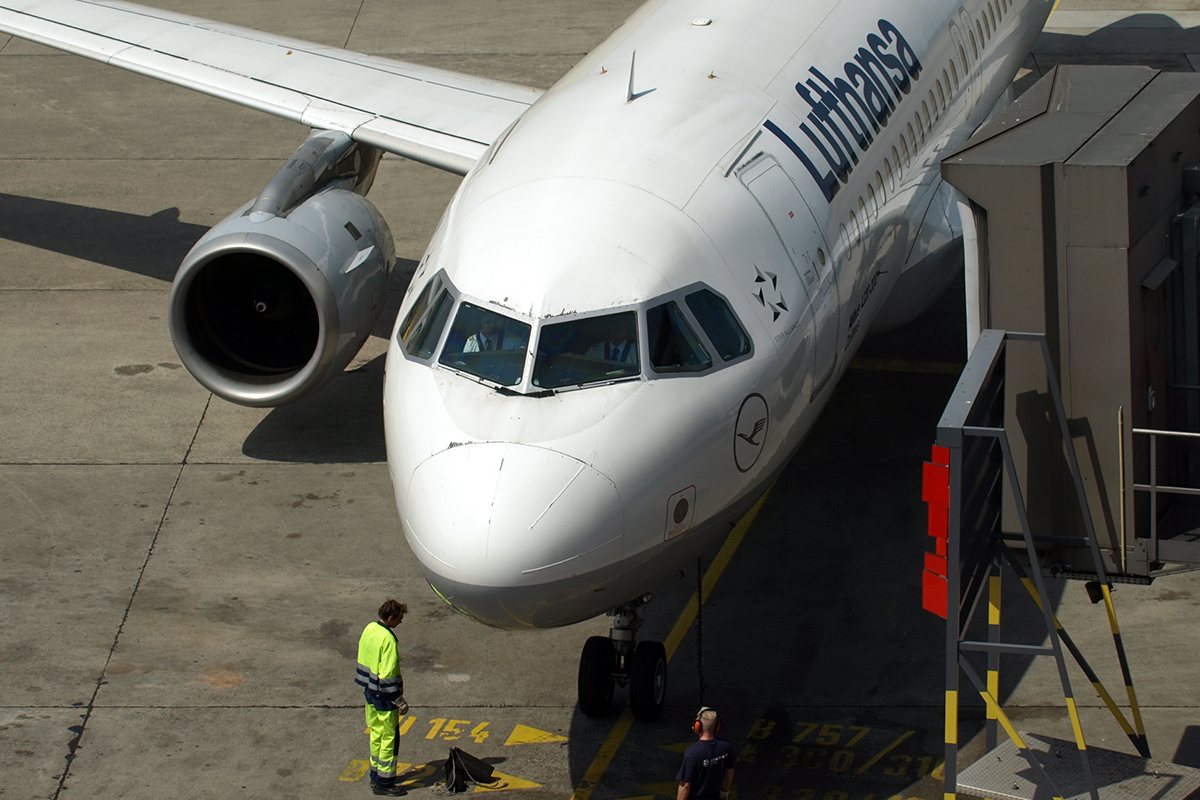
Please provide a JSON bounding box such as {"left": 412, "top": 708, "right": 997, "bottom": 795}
{"left": 169, "top": 182, "right": 395, "bottom": 407}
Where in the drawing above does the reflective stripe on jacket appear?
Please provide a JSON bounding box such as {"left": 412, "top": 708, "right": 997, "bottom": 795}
{"left": 355, "top": 621, "right": 403, "bottom": 711}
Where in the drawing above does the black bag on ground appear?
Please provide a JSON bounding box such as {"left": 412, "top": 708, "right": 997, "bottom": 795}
{"left": 442, "top": 747, "right": 496, "bottom": 793}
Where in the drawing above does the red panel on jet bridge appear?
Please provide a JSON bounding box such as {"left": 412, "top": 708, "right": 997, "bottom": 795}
{"left": 922, "top": 570, "right": 948, "bottom": 619}
{"left": 922, "top": 461, "right": 950, "bottom": 507}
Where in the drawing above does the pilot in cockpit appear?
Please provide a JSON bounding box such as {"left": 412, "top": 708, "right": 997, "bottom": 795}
{"left": 463, "top": 315, "right": 526, "bottom": 353}
{"left": 585, "top": 316, "right": 637, "bottom": 363}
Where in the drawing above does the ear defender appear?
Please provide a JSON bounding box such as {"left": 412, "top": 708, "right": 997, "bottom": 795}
{"left": 694, "top": 706, "right": 720, "bottom": 734}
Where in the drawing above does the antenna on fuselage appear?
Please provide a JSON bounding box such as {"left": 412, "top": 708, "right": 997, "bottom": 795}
{"left": 626, "top": 50, "right": 637, "bottom": 103}
{"left": 626, "top": 50, "right": 655, "bottom": 103}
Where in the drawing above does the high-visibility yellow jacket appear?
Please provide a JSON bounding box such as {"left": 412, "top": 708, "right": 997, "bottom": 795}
{"left": 355, "top": 621, "right": 403, "bottom": 711}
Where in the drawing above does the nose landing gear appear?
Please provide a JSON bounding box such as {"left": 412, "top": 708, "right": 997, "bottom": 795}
{"left": 577, "top": 595, "right": 668, "bottom": 721}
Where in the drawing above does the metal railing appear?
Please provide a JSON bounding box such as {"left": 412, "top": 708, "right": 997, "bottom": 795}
{"left": 1131, "top": 426, "right": 1200, "bottom": 567}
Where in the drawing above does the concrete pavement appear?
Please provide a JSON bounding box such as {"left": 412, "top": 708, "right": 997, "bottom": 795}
{"left": 2, "top": 2, "right": 1200, "bottom": 799}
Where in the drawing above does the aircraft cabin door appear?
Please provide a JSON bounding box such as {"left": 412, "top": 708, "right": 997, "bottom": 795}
{"left": 740, "top": 156, "right": 839, "bottom": 398}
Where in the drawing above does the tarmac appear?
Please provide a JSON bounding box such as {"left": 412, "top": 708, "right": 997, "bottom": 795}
{"left": 1, "top": 2, "right": 1199, "bottom": 799}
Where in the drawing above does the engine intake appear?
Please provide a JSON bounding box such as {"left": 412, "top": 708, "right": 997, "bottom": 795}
{"left": 168, "top": 132, "right": 394, "bottom": 406}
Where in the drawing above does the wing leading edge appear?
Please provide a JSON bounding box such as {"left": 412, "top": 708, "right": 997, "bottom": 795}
{"left": 0, "top": 0, "right": 541, "bottom": 174}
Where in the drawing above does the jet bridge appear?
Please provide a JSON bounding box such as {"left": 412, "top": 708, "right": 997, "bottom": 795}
{"left": 941, "top": 64, "right": 1200, "bottom": 580}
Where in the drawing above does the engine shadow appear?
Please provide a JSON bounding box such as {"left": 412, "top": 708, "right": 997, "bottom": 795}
{"left": 239, "top": 263, "right": 417, "bottom": 464}
{"left": 239, "top": 352, "right": 388, "bottom": 463}
{"left": 0, "top": 193, "right": 205, "bottom": 281}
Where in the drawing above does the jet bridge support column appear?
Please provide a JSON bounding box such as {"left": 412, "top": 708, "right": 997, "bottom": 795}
{"left": 920, "top": 330, "right": 1193, "bottom": 800}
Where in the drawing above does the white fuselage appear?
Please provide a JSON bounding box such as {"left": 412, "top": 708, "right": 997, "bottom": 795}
{"left": 383, "top": 0, "right": 1054, "bottom": 628}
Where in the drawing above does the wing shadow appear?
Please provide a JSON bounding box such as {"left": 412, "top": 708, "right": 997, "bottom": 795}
{"left": 0, "top": 192, "right": 205, "bottom": 281}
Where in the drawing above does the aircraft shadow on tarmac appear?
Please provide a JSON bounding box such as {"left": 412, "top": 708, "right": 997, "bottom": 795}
{"left": 1034, "top": 14, "right": 1200, "bottom": 71}
{"left": 558, "top": 278, "right": 1069, "bottom": 799}
{"left": 0, "top": 191, "right": 421, "bottom": 463}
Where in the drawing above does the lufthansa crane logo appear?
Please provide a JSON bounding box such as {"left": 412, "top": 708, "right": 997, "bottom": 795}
{"left": 734, "top": 394, "right": 769, "bottom": 473}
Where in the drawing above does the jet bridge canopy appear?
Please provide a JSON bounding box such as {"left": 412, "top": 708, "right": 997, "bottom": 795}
{"left": 942, "top": 64, "right": 1200, "bottom": 580}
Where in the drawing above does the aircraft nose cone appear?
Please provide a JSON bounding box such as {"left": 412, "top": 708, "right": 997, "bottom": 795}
{"left": 405, "top": 442, "right": 625, "bottom": 593}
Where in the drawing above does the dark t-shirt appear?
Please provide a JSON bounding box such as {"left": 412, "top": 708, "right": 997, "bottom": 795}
{"left": 676, "top": 737, "right": 733, "bottom": 799}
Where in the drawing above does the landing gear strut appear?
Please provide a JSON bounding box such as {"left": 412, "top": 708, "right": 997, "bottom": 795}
{"left": 577, "top": 595, "right": 668, "bottom": 721}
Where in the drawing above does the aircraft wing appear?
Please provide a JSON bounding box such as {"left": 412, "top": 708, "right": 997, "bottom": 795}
{"left": 0, "top": 0, "right": 541, "bottom": 174}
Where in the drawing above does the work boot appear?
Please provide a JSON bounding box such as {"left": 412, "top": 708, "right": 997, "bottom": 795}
{"left": 371, "top": 783, "right": 405, "bottom": 796}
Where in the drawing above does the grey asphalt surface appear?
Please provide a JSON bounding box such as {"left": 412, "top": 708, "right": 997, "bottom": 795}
{"left": 2, "top": 2, "right": 1199, "bottom": 799}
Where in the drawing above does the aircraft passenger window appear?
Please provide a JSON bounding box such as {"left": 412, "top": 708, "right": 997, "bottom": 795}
{"left": 866, "top": 185, "right": 877, "bottom": 217}
{"left": 983, "top": 13, "right": 990, "bottom": 39}
{"left": 840, "top": 224, "right": 852, "bottom": 255}
{"left": 989, "top": 4, "right": 997, "bottom": 29}
{"left": 921, "top": 102, "right": 930, "bottom": 131}
{"left": 532, "top": 311, "right": 639, "bottom": 389}
{"left": 647, "top": 301, "right": 712, "bottom": 373}
{"left": 951, "top": 58, "right": 960, "bottom": 90}
{"left": 928, "top": 91, "right": 938, "bottom": 121}
{"left": 438, "top": 302, "right": 531, "bottom": 386}
{"left": 900, "top": 137, "right": 911, "bottom": 167}
{"left": 885, "top": 158, "right": 896, "bottom": 191}
{"left": 941, "top": 71, "right": 949, "bottom": 103}
{"left": 686, "top": 289, "right": 751, "bottom": 361}
{"left": 850, "top": 208, "right": 861, "bottom": 244}
{"left": 400, "top": 280, "right": 454, "bottom": 359}
{"left": 858, "top": 197, "right": 869, "bottom": 233}
{"left": 976, "top": 21, "right": 985, "bottom": 46}
{"left": 969, "top": 31, "right": 978, "bottom": 59}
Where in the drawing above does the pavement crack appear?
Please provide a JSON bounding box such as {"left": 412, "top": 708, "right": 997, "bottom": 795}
{"left": 52, "top": 395, "right": 212, "bottom": 800}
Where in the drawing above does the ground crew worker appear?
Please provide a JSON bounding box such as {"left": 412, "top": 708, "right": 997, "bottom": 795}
{"left": 676, "top": 707, "right": 734, "bottom": 800}
{"left": 356, "top": 599, "right": 408, "bottom": 796}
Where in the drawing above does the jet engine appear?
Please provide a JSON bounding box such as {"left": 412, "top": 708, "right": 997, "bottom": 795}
{"left": 168, "top": 131, "right": 395, "bottom": 407}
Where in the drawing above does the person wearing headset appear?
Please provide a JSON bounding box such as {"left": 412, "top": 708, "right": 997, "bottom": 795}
{"left": 676, "top": 707, "right": 734, "bottom": 800}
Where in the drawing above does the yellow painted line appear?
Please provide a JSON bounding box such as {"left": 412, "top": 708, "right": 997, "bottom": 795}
{"left": 855, "top": 729, "right": 914, "bottom": 774}
{"left": 569, "top": 708, "right": 635, "bottom": 800}
{"left": 570, "top": 490, "right": 771, "bottom": 800}
{"left": 505, "top": 724, "right": 568, "bottom": 746}
{"left": 475, "top": 769, "right": 541, "bottom": 791}
{"left": 664, "top": 489, "right": 772, "bottom": 660}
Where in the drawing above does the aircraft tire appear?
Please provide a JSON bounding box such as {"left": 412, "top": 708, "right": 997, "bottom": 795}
{"left": 630, "top": 640, "right": 667, "bottom": 721}
{"left": 578, "top": 635, "right": 615, "bottom": 717}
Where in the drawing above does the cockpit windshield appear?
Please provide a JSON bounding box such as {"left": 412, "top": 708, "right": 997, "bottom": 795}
{"left": 406, "top": 275, "right": 750, "bottom": 392}
{"left": 533, "top": 311, "right": 639, "bottom": 389}
{"left": 437, "top": 302, "right": 531, "bottom": 386}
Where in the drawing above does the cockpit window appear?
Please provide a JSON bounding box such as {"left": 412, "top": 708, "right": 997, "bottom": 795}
{"left": 647, "top": 301, "right": 711, "bottom": 373}
{"left": 437, "top": 302, "right": 530, "bottom": 386}
{"left": 399, "top": 278, "right": 453, "bottom": 359}
{"left": 533, "top": 311, "right": 639, "bottom": 389}
{"left": 685, "top": 289, "right": 751, "bottom": 361}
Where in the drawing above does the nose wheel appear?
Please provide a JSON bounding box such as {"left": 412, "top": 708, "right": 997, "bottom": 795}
{"left": 576, "top": 596, "right": 668, "bottom": 721}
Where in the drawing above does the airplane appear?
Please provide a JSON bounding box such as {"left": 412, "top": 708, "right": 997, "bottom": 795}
{"left": 0, "top": 0, "right": 1055, "bottom": 720}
